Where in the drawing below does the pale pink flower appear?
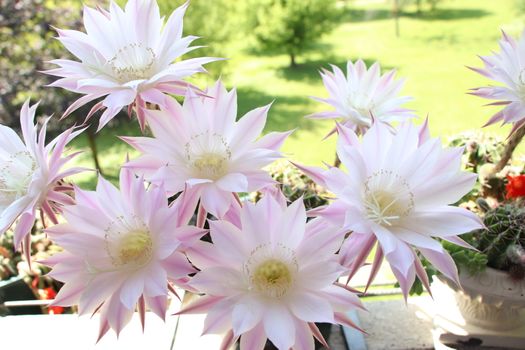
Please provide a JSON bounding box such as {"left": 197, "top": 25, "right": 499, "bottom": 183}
{"left": 308, "top": 59, "right": 413, "bottom": 135}
{"left": 299, "top": 121, "right": 483, "bottom": 296}
{"left": 470, "top": 30, "right": 525, "bottom": 134}
{"left": 181, "top": 194, "right": 363, "bottom": 350}
{"left": 43, "top": 168, "right": 205, "bottom": 339}
{"left": 45, "top": 0, "right": 220, "bottom": 131}
{"left": 0, "top": 100, "right": 84, "bottom": 256}
{"left": 123, "top": 81, "right": 291, "bottom": 218}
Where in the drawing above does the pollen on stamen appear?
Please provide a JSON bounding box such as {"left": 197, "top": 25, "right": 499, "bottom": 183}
{"left": 244, "top": 243, "right": 298, "bottom": 298}
{"left": 185, "top": 131, "right": 232, "bottom": 180}
{"left": 192, "top": 153, "right": 228, "bottom": 180}
{"left": 119, "top": 231, "right": 152, "bottom": 264}
{"left": 104, "top": 217, "right": 153, "bottom": 268}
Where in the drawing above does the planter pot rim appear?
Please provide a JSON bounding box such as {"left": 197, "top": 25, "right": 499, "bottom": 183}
{"left": 440, "top": 265, "right": 525, "bottom": 307}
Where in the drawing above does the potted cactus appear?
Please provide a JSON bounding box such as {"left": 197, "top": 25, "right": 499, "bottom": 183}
{"left": 412, "top": 131, "right": 525, "bottom": 336}
{"left": 437, "top": 200, "right": 525, "bottom": 331}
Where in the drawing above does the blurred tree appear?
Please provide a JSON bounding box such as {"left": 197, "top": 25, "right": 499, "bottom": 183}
{"left": 153, "top": 0, "right": 249, "bottom": 77}
{"left": 0, "top": 0, "right": 109, "bottom": 172}
{"left": 250, "top": 0, "right": 338, "bottom": 68}
{"left": 427, "top": 0, "right": 443, "bottom": 11}
{"left": 392, "top": 0, "right": 443, "bottom": 37}
{"left": 0, "top": 0, "right": 102, "bottom": 130}
{"left": 517, "top": 0, "right": 525, "bottom": 14}
{"left": 411, "top": 0, "right": 444, "bottom": 14}
{"left": 418, "top": 0, "right": 443, "bottom": 12}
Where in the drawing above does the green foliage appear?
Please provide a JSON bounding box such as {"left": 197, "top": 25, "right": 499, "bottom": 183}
{"left": 407, "top": 236, "right": 488, "bottom": 295}
{"left": 0, "top": 0, "right": 103, "bottom": 132}
{"left": 69, "top": 0, "right": 525, "bottom": 187}
{"left": 408, "top": 242, "right": 488, "bottom": 295}
{"left": 154, "top": 0, "right": 249, "bottom": 76}
{"left": 442, "top": 238, "right": 488, "bottom": 275}
{"left": 399, "top": 0, "right": 444, "bottom": 14}
{"left": 250, "top": 0, "right": 338, "bottom": 67}
{"left": 516, "top": 0, "right": 525, "bottom": 14}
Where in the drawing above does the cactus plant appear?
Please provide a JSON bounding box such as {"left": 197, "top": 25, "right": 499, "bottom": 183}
{"left": 254, "top": 160, "right": 329, "bottom": 210}
{"left": 475, "top": 203, "right": 525, "bottom": 280}
{"left": 409, "top": 201, "right": 525, "bottom": 295}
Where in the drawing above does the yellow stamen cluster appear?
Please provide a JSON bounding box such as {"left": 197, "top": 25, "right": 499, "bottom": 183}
{"left": 117, "top": 230, "right": 153, "bottom": 266}
{"left": 252, "top": 259, "right": 293, "bottom": 298}
{"left": 192, "top": 153, "right": 228, "bottom": 180}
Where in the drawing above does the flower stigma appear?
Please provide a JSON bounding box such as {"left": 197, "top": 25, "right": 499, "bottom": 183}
{"left": 363, "top": 170, "right": 414, "bottom": 227}
{"left": 108, "top": 43, "right": 156, "bottom": 83}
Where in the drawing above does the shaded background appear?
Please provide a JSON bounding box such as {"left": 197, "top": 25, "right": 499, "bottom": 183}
{"left": 1, "top": 0, "right": 524, "bottom": 188}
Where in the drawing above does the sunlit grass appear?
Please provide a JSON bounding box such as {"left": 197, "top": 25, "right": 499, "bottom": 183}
{"left": 70, "top": 0, "right": 525, "bottom": 188}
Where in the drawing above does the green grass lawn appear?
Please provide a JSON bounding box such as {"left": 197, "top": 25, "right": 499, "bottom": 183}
{"left": 69, "top": 0, "right": 525, "bottom": 188}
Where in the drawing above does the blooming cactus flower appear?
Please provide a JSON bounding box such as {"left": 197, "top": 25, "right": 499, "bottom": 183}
{"left": 45, "top": 0, "right": 219, "bottom": 131}
{"left": 299, "top": 121, "right": 484, "bottom": 296}
{"left": 308, "top": 59, "right": 413, "bottom": 135}
{"left": 470, "top": 30, "right": 525, "bottom": 135}
{"left": 181, "top": 194, "right": 363, "bottom": 350}
{"left": 506, "top": 174, "right": 525, "bottom": 199}
{"left": 0, "top": 100, "right": 84, "bottom": 256}
{"left": 43, "top": 168, "right": 205, "bottom": 339}
{"left": 123, "top": 81, "right": 291, "bottom": 218}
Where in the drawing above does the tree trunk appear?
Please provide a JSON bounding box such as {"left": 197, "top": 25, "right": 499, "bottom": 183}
{"left": 492, "top": 125, "right": 525, "bottom": 174}
{"left": 86, "top": 126, "right": 104, "bottom": 175}
{"left": 290, "top": 53, "right": 297, "bottom": 68}
{"left": 394, "top": 0, "right": 400, "bottom": 37}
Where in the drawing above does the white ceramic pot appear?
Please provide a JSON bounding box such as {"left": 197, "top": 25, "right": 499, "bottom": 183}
{"left": 442, "top": 267, "right": 525, "bottom": 331}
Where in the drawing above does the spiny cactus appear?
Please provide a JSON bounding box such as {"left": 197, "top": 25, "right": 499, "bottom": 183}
{"left": 255, "top": 160, "right": 329, "bottom": 210}
{"left": 475, "top": 203, "right": 525, "bottom": 280}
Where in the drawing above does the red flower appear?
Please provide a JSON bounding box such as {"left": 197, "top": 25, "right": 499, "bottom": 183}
{"left": 506, "top": 175, "right": 525, "bottom": 199}
{"left": 40, "top": 287, "right": 64, "bottom": 315}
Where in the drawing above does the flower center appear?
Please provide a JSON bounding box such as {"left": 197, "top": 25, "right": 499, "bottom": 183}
{"left": 363, "top": 170, "right": 414, "bottom": 227}
{"left": 244, "top": 243, "right": 298, "bottom": 298}
{"left": 104, "top": 216, "right": 153, "bottom": 268}
{"left": 108, "top": 43, "right": 156, "bottom": 83}
{"left": 0, "top": 151, "right": 37, "bottom": 208}
{"left": 118, "top": 230, "right": 153, "bottom": 266}
{"left": 347, "top": 91, "right": 373, "bottom": 126}
{"left": 192, "top": 153, "right": 228, "bottom": 180}
{"left": 252, "top": 259, "right": 292, "bottom": 293}
{"left": 185, "top": 131, "right": 232, "bottom": 180}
